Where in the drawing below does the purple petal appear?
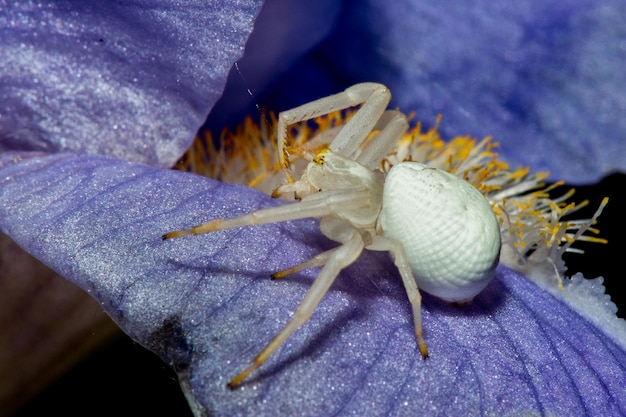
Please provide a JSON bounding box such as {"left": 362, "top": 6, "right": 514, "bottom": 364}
{"left": 215, "top": 0, "right": 626, "bottom": 182}
{"left": 0, "top": 1, "right": 263, "bottom": 166}
{"left": 1, "top": 153, "right": 624, "bottom": 416}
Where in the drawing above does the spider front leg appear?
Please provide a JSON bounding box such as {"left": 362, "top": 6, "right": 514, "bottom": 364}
{"left": 228, "top": 216, "right": 369, "bottom": 388}
{"left": 162, "top": 189, "right": 370, "bottom": 240}
{"left": 355, "top": 110, "right": 409, "bottom": 170}
{"left": 277, "top": 82, "right": 392, "bottom": 182}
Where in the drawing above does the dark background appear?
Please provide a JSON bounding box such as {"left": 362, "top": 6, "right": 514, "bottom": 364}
{"left": 12, "top": 172, "right": 625, "bottom": 417}
{"left": 560, "top": 172, "right": 625, "bottom": 318}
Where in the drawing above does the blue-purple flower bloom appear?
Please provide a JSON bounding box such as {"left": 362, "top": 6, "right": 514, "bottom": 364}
{"left": 1, "top": 1, "right": 626, "bottom": 416}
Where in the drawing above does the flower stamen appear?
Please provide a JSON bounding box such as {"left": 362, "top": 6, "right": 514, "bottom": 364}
{"left": 177, "top": 111, "right": 608, "bottom": 287}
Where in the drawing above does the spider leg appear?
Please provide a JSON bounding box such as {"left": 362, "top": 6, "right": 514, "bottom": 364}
{"left": 162, "top": 189, "right": 370, "bottom": 239}
{"left": 271, "top": 248, "right": 336, "bottom": 280}
{"left": 277, "top": 83, "right": 391, "bottom": 180}
{"left": 367, "top": 235, "right": 429, "bottom": 358}
{"left": 297, "top": 125, "right": 344, "bottom": 155}
{"left": 356, "top": 110, "right": 408, "bottom": 170}
{"left": 228, "top": 217, "right": 367, "bottom": 388}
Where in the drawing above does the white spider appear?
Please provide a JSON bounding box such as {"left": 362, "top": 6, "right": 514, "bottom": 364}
{"left": 163, "top": 83, "right": 501, "bottom": 388}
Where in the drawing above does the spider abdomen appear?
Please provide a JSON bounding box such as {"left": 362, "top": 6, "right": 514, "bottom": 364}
{"left": 379, "top": 162, "right": 501, "bottom": 303}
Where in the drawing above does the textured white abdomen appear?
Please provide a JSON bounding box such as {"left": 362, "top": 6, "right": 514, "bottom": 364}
{"left": 379, "top": 162, "right": 501, "bottom": 303}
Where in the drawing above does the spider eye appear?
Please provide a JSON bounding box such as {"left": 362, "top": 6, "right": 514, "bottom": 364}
{"left": 313, "top": 148, "right": 330, "bottom": 165}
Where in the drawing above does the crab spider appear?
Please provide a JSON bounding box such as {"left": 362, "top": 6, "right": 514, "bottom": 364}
{"left": 163, "top": 83, "right": 501, "bottom": 388}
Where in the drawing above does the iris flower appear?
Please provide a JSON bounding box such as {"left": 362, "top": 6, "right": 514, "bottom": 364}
{"left": 2, "top": 1, "right": 626, "bottom": 416}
